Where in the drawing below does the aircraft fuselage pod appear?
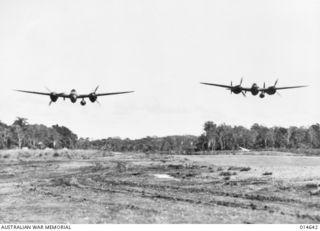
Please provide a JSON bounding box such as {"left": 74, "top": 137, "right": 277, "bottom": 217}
{"left": 70, "top": 89, "right": 78, "bottom": 103}
{"left": 250, "top": 83, "right": 259, "bottom": 96}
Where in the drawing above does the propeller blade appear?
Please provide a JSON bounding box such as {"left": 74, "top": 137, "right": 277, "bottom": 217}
{"left": 241, "top": 91, "right": 246, "bottom": 97}
{"left": 274, "top": 79, "right": 278, "bottom": 86}
{"left": 276, "top": 91, "right": 282, "bottom": 97}
{"left": 94, "top": 85, "right": 99, "bottom": 93}
{"left": 49, "top": 101, "right": 53, "bottom": 106}
{"left": 96, "top": 100, "right": 101, "bottom": 106}
{"left": 240, "top": 77, "right": 243, "bottom": 85}
{"left": 45, "top": 87, "right": 65, "bottom": 96}
{"left": 263, "top": 82, "right": 266, "bottom": 88}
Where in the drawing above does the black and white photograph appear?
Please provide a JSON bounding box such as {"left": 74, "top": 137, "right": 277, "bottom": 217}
{"left": 0, "top": 0, "right": 319, "bottom": 227}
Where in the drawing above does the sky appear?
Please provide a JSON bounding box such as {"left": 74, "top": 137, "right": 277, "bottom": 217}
{"left": 0, "top": 0, "right": 319, "bottom": 139}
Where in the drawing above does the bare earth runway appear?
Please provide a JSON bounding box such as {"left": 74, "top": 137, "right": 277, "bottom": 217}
{"left": 0, "top": 150, "right": 319, "bottom": 223}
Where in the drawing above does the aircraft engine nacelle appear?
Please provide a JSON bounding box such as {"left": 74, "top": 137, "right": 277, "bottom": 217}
{"left": 265, "top": 87, "right": 276, "bottom": 95}
{"left": 89, "top": 93, "right": 98, "bottom": 103}
{"left": 50, "top": 93, "right": 58, "bottom": 102}
{"left": 231, "top": 86, "right": 242, "bottom": 94}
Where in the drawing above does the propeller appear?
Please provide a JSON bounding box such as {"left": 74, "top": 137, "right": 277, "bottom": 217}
{"left": 90, "top": 86, "right": 101, "bottom": 105}
{"left": 273, "top": 79, "right": 279, "bottom": 96}
{"left": 45, "top": 87, "right": 65, "bottom": 95}
{"left": 239, "top": 77, "right": 244, "bottom": 95}
{"left": 93, "top": 85, "right": 99, "bottom": 93}
{"left": 230, "top": 81, "right": 233, "bottom": 94}
{"left": 263, "top": 82, "right": 266, "bottom": 88}
{"left": 239, "top": 76, "right": 246, "bottom": 97}
{"left": 46, "top": 87, "right": 54, "bottom": 106}
{"left": 45, "top": 87, "right": 65, "bottom": 106}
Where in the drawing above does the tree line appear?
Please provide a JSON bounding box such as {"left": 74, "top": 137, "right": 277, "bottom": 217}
{"left": 1, "top": 117, "right": 320, "bottom": 152}
{"left": 0, "top": 117, "right": 78, "bottom": 149}
{"left": 198, "top": 122, "right": 320, "bottom": 151}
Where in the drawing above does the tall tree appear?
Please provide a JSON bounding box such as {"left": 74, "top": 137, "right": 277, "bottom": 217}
{"left": 12, "top": 117, "right": 29, "bottom": 148}
{"left": 251, "top": 124, "right": 269, "bottom": 148}
{"left": 204, "top": 121, "right": 218, "bottom": 150}
{"left": 273, "top": 127, "right": 288, "bottom": 148}
{"left": 308, "top": 124, "right": 320, "bottom": 148}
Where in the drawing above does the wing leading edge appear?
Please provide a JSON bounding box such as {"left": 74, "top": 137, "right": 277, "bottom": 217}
{"left": 14, "top": 90, "right": 51, "bottom": 96}
{"left": 274, "top": 85, "right": 308, "bottom": 90}
{"left": 200, "top": 82, "right": 232, "bottom": 89}
{"left": 78, "top": 91, "right": 134, "bottom": 98}
{"left": 14, "top": 90, "right": 68, "bottom": 97}
{"left": 259, "top": 85, "right": 308, "bottom": 91}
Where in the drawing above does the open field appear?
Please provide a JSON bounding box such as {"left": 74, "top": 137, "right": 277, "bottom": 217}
{"left": 0, "top": 149, "right": 320, "bottom": 223}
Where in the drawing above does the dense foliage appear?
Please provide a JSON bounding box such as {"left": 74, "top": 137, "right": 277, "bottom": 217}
{"left": 1, "top": 118, "right": 320, "bottom": 152}
{"left": 0, "top": 117, "right": 78, "bottom": 149}
{"left": 198, "top": 122, "right": 320, "bottom": 151}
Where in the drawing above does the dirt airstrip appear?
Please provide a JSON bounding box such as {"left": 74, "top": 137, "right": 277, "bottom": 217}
{"left": 0, "top": 149, "right": 319, "bottom": 223}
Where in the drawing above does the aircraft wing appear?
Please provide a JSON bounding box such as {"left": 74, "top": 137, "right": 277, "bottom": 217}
{"left": 258, "top": 85, "right": 307, "bottom": 91}
{"left": 15, "top": 90, "right": 68, "bottom": 97}
{"left": 78, "top": 91, "right": 134, "bottom": 98}
{"left": 15, "top": 90, "right": 52, "bottom": 96}
{"left": 275, "top": 85, "right": 308, "bottom": 90}
{"left": 200, "top": 82, "right": 232, "bottom": 89}
{"left": 96, "top": 91, "right": 134, "bottom": 96}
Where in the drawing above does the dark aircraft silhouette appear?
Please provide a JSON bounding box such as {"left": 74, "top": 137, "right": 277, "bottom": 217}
{"left": 257, "top": 80, "right": 307, "bottom": 98}
{"left": 200, "top": 78, "right": 307, "bottom": 98}
{"left": 15, "top": 86, "right": 134, "bottom": 106}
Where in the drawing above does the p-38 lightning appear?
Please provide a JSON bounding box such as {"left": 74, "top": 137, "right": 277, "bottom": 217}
{"left": 15, "top": 86, "right": 134, "bottom": 106}
{"left": 200, "top": 78, "right": 307, "bottom": 98}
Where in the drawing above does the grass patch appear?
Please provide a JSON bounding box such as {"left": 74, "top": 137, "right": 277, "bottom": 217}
{"left": 309, "top": 189, "right": 320, "bottom": 196}
{"left": 262, "top": 172, "right": 273, "bottom": 176}
{"left": 219, "top": 171, "right": 237, "bottom": 177}
{"left": 19, "top": 152, "right": 31, "bottom": 158}
{"left": 50, "top": 177, "right": 79, "bottom": 187}
{"left": 305, "top": 183, "right": 318, "bottom": 189}
{"left": 53, "top": 152, "right": 59, "bottom": 157}
{"left": 228, "top": 166, "right": 251, "bottom": 172}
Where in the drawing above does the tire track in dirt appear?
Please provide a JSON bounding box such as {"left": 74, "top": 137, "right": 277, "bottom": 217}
{"left": 35, "top": 170, "right": 320, "bottom": 223}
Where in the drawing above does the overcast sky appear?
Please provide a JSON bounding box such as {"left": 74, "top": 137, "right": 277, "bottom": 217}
{"left": 0, "top": 0, "right": 319, "bottom": 139}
